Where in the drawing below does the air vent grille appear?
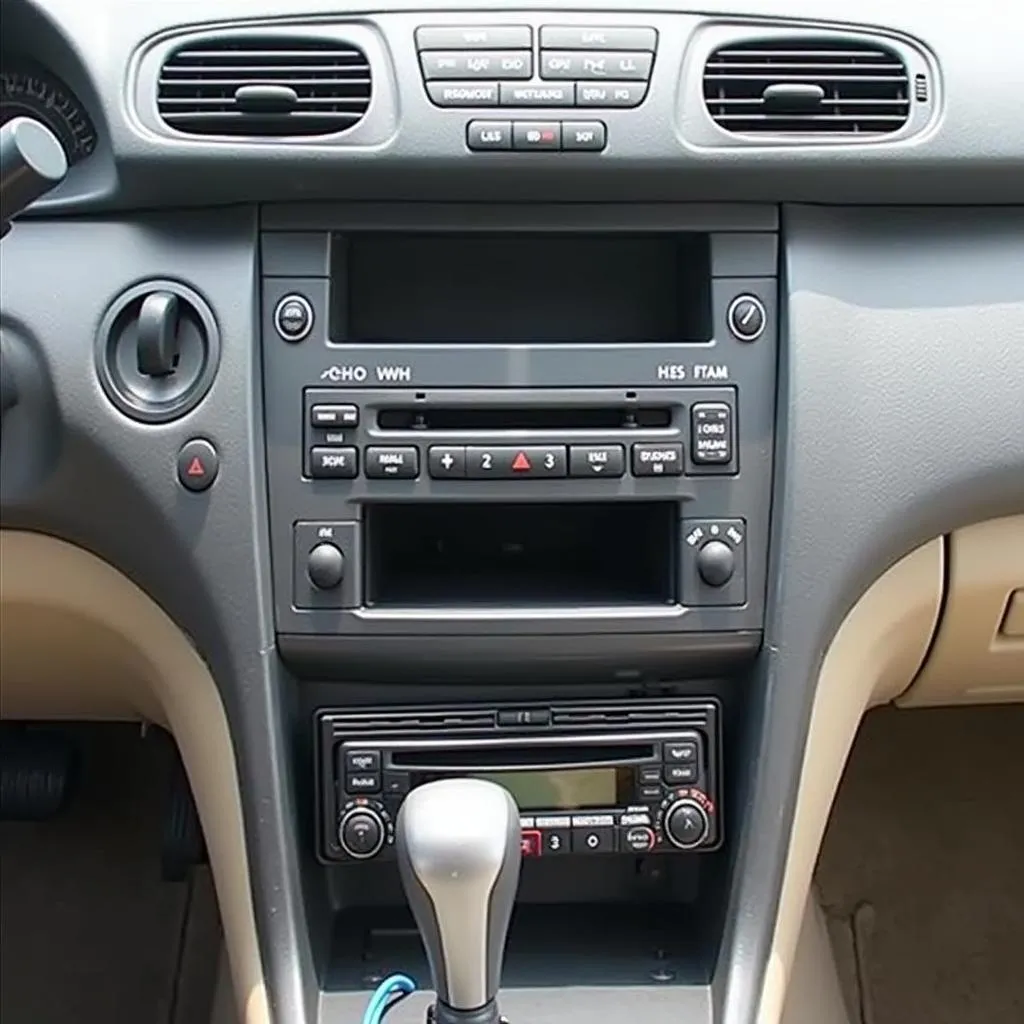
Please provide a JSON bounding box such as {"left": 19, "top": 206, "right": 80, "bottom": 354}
{"left": 703, "top": 37, "right": 910, "bottom": 136}
{"left": 158, "top": 37, "right": 372, "bottom": 137}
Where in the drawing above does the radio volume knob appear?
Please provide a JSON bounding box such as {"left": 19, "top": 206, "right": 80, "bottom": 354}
{"left": 338, "top": 806, "right": 386, "bottom": 860}
{"left": 663, "top": 799, "right": 711, "bottom": 851}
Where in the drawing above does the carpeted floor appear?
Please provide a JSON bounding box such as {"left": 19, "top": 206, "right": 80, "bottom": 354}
{"left": 816, "top": 704, "right": 1024, "bottom": 1024}
{"left": 0, "top": 724, "right": 217, "bottom": 1024}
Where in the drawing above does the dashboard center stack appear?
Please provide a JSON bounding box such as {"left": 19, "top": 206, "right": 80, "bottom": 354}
{"left": 262, "top": 213, "right": 778, "bottom": 679}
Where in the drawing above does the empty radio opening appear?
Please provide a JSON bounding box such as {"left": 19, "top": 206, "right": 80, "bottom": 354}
{"left": 376, "top": 405, "right": 673, "bottom": 432}
{"left": 365, "top": 501, "right": 677, "bottom": 608}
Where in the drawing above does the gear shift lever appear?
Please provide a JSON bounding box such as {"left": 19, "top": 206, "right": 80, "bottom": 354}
{"left": 396, "top": 779, "right": 521, "bottom": 1024}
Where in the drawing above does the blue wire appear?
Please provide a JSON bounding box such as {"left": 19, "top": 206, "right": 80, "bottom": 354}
{"left": 361, "top": 973, "right": 417, "bottom": 1024}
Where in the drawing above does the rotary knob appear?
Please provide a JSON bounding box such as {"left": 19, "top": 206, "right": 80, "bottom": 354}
{"left": 663, "top": 798, "right": 711, "bottom": 851}
{"left": 338, "top": 805, "right": 387, "bottom": 860}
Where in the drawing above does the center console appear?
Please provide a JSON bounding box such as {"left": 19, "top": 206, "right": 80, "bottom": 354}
{"left": 262, "top": 205, "right": 778, "bottom": 680}
{"left": 258, "top": 201, "right": 778, "bottom": 1013}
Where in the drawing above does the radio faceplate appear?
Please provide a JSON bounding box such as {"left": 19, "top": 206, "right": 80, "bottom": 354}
{"left": 262, "top": 212, "right": 777, "bottom": 677}
{"left": 316, "top": 699, "right": 722, "bottom": 864}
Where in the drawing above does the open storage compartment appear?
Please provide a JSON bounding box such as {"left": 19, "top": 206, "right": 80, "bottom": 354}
{"left": 365, "top": 501, "right": 678, "bottom": 608}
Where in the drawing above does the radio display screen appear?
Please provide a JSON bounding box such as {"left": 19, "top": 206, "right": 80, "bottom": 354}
{"left": 470, "top": 767, "right": 626, "bottom": 811}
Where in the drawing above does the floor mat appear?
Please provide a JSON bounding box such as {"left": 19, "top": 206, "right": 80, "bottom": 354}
{"left": 815, "top": 705, "right": 1024, "bottom": 1024}
{"left": 0, "top": 724, "right": 190, "bottom": 1024}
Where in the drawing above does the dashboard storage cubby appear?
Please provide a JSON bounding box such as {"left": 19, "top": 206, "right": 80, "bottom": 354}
{"left": 365, "top": 500, "right": 677, "bottom": 608}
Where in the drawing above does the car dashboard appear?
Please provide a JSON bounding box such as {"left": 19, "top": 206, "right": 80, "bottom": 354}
{"left": 1, "top": 2, "right": 1023, "bottom": 1024}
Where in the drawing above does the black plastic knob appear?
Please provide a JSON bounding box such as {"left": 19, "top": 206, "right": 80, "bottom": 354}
{"left": 307, "top": 542, "right": 345, "bottom": 589}
{"left": 696, "top": 540, "right": 735, "bottom": 587}
{"left": 338, "top": 807, "right": 386, "bottom": 859}
{"left": 726, "top": 294, "right": 766, "bottom": 342}
{"left": 664, "top": 799, "right": 710, "bottom": 851}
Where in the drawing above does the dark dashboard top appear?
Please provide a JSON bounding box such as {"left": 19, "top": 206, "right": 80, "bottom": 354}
{"left": 3, "top": 0, "right": 1024, "bottom": 211}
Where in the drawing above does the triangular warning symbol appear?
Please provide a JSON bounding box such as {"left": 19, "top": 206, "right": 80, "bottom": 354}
{"left": 186, "top": 456, "right": 206, "bottom": 477}
{"left": 511, "top": 451, "right": 531, "bottom": 472}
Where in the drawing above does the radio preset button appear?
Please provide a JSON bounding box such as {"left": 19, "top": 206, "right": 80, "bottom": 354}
{"left": 631, "top": 443, "right": 683, "bottom": 477}
{"left": 663, "top": 741, "right": 697, "bottom": 764}
{"left": 571, "top": 826, "right": 616, "bottom": 853}
{"left": 569, "top": 444, "right": 624, "bottom": 477}
{"left": 346, "top": 772, "right": 382, "bottom": 794}
{"left": 310, "top": 404, "right": 358, "bottom": 429}
{"left": 428, "top": 445, "right": 467, "bottom": 478}
{"left": 543, "top": 828, "right": 571, "bottom": 855}
{"left": 310, "top": 446, "right": 358, "bottom": 479}
{"left": 365, "top": 446, "right": 420, "bottom": 479}
{"left": 664, "top": 764, "right": 698, "bottom": 786}
{"left": 344, "top": 750, "right": 380, "bottom": 773}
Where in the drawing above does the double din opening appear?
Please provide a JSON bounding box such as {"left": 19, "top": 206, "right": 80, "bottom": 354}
{"left": 366, "top": 500, "right": 677, "bottom": 608}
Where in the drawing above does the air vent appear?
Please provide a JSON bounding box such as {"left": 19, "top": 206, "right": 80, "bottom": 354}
{"left": 157, "top": 37, "right": 372, "bottom": 137}
{"left": 703, "top": 37, "right": 910, "bottom": 136}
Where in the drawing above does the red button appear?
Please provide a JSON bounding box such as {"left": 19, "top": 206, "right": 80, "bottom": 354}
{"left": 520, "top": 829, "right": 542, "bottom": 857}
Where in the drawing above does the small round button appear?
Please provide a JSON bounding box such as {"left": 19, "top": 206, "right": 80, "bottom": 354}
{"left": 176, "top": 438, "right": 219, "bottom": 492}
{"left": 624, "top": 826, "right": 656, "bottom": 853}
{"left": 696, "top": 540, "right": 735, "bottom": 587}
{"left": 664, "top": 799, "right": 710, "bottom": 851}
{"left": 726, "top": 294, "right": 766, "bottom": 342}
{"left": 274, "top": 294, "right": 313, "bottom": 342}
{"left": 307, "top": 543, "right": 345, "bottom": 590}
{"left": 338, "top": 808, "right": 385, "bottom": 860}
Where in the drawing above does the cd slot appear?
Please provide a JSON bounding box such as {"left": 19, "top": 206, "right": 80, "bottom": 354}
{"left": 376, "top": 405, "right": 672, "bottom": 432}
{"left": 390, "top": 742, "right": 654, "bottom": 771}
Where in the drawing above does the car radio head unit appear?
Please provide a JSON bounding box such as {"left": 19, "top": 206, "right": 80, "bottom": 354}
{"left": 262, "top": 215, "right": 778, "bottom": 678}
{"left": 317, "top": 699, "right": 722, "bottom": 864}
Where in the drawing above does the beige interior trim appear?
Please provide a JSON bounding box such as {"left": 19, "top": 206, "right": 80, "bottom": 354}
{"left": 779, "top": 893, "right": 850, "bottom": 1024}
{"left": 756, "top": 538, "right": 944, "bottom": 1024}
{"left": 0, "top": 530, "right": 268, "bottom": 1024}
{"left": 898, "top": 514, "right": 1024, "bottom": 706}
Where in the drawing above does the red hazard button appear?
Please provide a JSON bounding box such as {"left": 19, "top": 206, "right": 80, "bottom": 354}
{"left": 176, "top": 438, "right": 219, "bottom": 492}
{"left": 511, "top": 451, "right": 532, "bottom": 472}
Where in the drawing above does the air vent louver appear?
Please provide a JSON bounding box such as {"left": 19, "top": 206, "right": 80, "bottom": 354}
{"left": 158, "top": 37, "right": 372, "bottom": 137}
{"left": 703, "top": 37, "right": 910, "bottom": 136}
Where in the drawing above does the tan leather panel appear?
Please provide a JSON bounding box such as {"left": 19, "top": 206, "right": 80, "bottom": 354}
{"left": 899, "top": 515, "right": 1024, "bottom": 705}
{"left": 0, "top": 531, "right": 268, "bottom": 1024}
{"left": 757, "top": 539, "right": 944, "bottom": 1024}
{"left": 779, "top": 894, "right": 850, "bottom": 1024}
